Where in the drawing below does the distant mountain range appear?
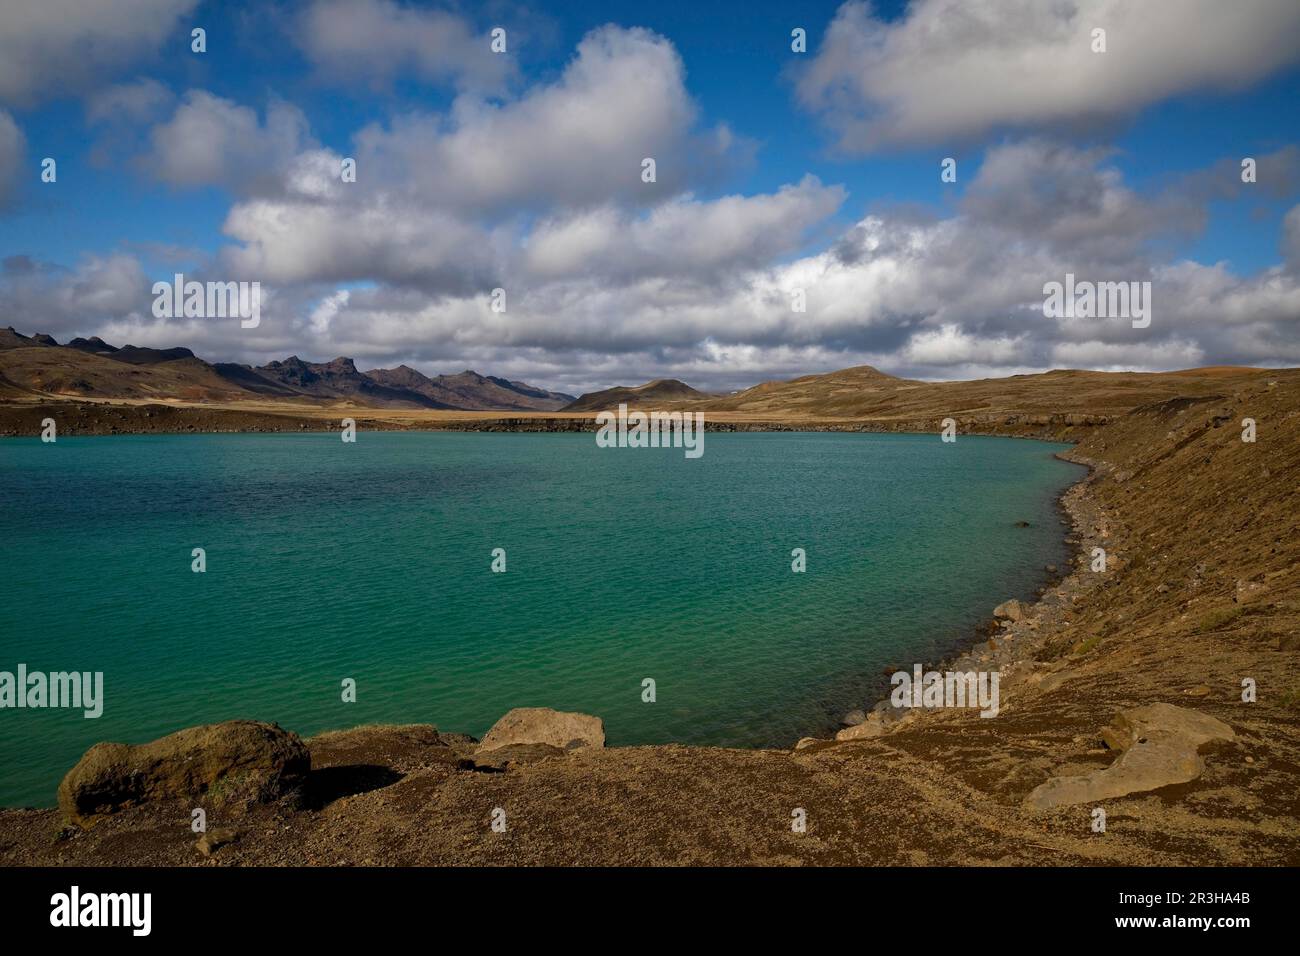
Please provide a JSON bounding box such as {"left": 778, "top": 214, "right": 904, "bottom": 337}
{"left": 7, "top": 325, "right": 1268, "bottom": 422}
{"left": 0, "top": 327, "right": 576, "bottom": 411}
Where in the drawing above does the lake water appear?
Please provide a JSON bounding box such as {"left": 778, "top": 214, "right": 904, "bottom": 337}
{"left": 0, "top": 431, "right": 1082, "bottom": 807}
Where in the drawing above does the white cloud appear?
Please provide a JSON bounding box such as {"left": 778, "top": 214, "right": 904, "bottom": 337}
{"left": 221, "top": 187, "right": 497, "bottom": 291}
{"left": 523, "top": 177, "right": 846, "bottom": 282}
{"left": 145, "top": 92, "right": 312, "bottom": 190}
{"left": 279, "top": 143, "right": 1298, "bottom": 383}
{"left": 903, "top": 324, "right": 1028, "bottom": 366}
{"left": 352, "top": 25, "right": 740, "bottom": 213}
{"left": 0, "top": 0, "right": 197, "bottom": 107}
{"left": 0, "top": 253, "right": 151, "bottom": 334}
{"left": 1051, "top": 338, "right": 1205, "bottom": 370}
{"left": 961, "top": 139, "right": 1202, "bottom": 261}
{"left": 212, "top": 25, "right": 765, "bottom": 293}
{"left": 296, "top": 0, "right": 514, "bottom": 93}
{"left": 796, "top": 0, "right": 1300, "bottom": 152}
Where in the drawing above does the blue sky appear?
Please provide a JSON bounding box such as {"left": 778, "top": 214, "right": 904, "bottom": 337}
{"left": 1, "top": 0, "right": 1299, "bottom": 392}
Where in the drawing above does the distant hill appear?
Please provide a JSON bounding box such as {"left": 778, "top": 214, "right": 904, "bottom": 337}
{"left": 0, "top": 328, "right": 55, "bottom": 350}
{"left": 222, "top": 356, "right": 449, "bottom": 408}
{"left": 0, "top": 327, "right": 575, "bottom": 411}
{"left": 678, "top": 364, "right": 1276, "bottom": 425}
{"left": 563, "top": 378, "right": 711, "bottom": 411}
{"left": 0, "top": 336, "right": 255, "bottom": 402}
{"left": 3, "top": 325, "right": 1284, "bottom": 423}
{"left": 366, "top": 366, "right": 576, "bottom": 411}
{"left": 64, "top": 336, "right": 120, "bottom": 355}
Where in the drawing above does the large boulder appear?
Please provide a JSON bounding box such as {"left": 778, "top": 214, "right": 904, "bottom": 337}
{"left": 1025, "top": 703, "right": 1235, "bottom": 811}
{"left": 59, "top": 720, "right": 310, "bottom": 828}
{"left": 835, "top": 711, "right": 888, "bottom": 741}
{"left": 479, "top": 707, "right": 605, "bottom": 752}
{"left": 993, "top": 599, "right": 1026, "bottom": 622}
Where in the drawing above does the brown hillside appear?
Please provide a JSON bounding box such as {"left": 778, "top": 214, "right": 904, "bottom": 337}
{"left": 0, "top": 347, "right": 257, "bottom": 402}
{"left": 689, "top": 366, "right": 1280, "bottom": 424}
{"left": 563, "top": 378, "right": 711, "bottom": 411}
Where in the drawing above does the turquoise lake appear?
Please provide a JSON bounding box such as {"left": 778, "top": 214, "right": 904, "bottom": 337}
{"left": 0, "top": 431, "right": 1082, "bottom": 807}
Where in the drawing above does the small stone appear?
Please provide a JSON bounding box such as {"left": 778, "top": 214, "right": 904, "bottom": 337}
{"left": 840, "top": 710, "right": 867, "bottom": 728}
{"left": 1183, "top": 685, "right": 1211, "bottom": 698}
{"left": 196, "top": 828, "right": 239, "bottom": 857}
{"left": 1234, "top": 579, "right": 1269, "bottom": 605}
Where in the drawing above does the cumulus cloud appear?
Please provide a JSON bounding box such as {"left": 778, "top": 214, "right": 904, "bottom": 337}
{"left": 0, "top": 0, "right": 197, "bottom": 107}
{"left": 209, "top": 25, "right": 763, "bottom": 293}
{"left": 253, "top": 140, "right": 1300, "bottom": 388}
{"left": 7, "top": 131, "right": 1299, "bottom": 395}
{"left": 351, "top": 25, "right": 743, "bottom": 214}
{"left": 796, "top": 0, "right": 1300, "bottom": 151}
{"left": 145, "top": 92, "right": 313, "bottom": 191}
{"left": 1050, "top": 338, "right": 1205, "bottom": 370}
{"left": 960, "top": 139, "right": 1203, "bottom": 262}
{"left": 0, "top": 253, "right": 151, "bottom": 335}
{"left": 522, "top": 177, "right": 846, "bottom": 283}
{"left": 222, "top": 184, "right": 498, "bottom": 291}
{"left": 902, "top": 324, "right": 1029, "bottom": 367}
{"left": 296, "top": 0, "right": 514, "bottom": 93}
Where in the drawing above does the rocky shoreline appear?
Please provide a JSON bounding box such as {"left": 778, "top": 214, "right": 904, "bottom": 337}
{"left": 826, "top": 449, "right": 1105, "bottom": 744}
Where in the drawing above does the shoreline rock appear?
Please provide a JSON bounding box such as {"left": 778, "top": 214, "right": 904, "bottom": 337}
{"left": 58, "top": 720, "right": 310, "bottom": 829}
{"left": 1025, "top": 703, "right": 1236, "bottom": 810}
{"left": 479, "top": 707, "right": 605, "bottom": 752}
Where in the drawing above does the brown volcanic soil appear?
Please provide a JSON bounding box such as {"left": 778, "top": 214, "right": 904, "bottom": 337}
{"left": 0, "top": 367, "right": 1298, "bottom": 866}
